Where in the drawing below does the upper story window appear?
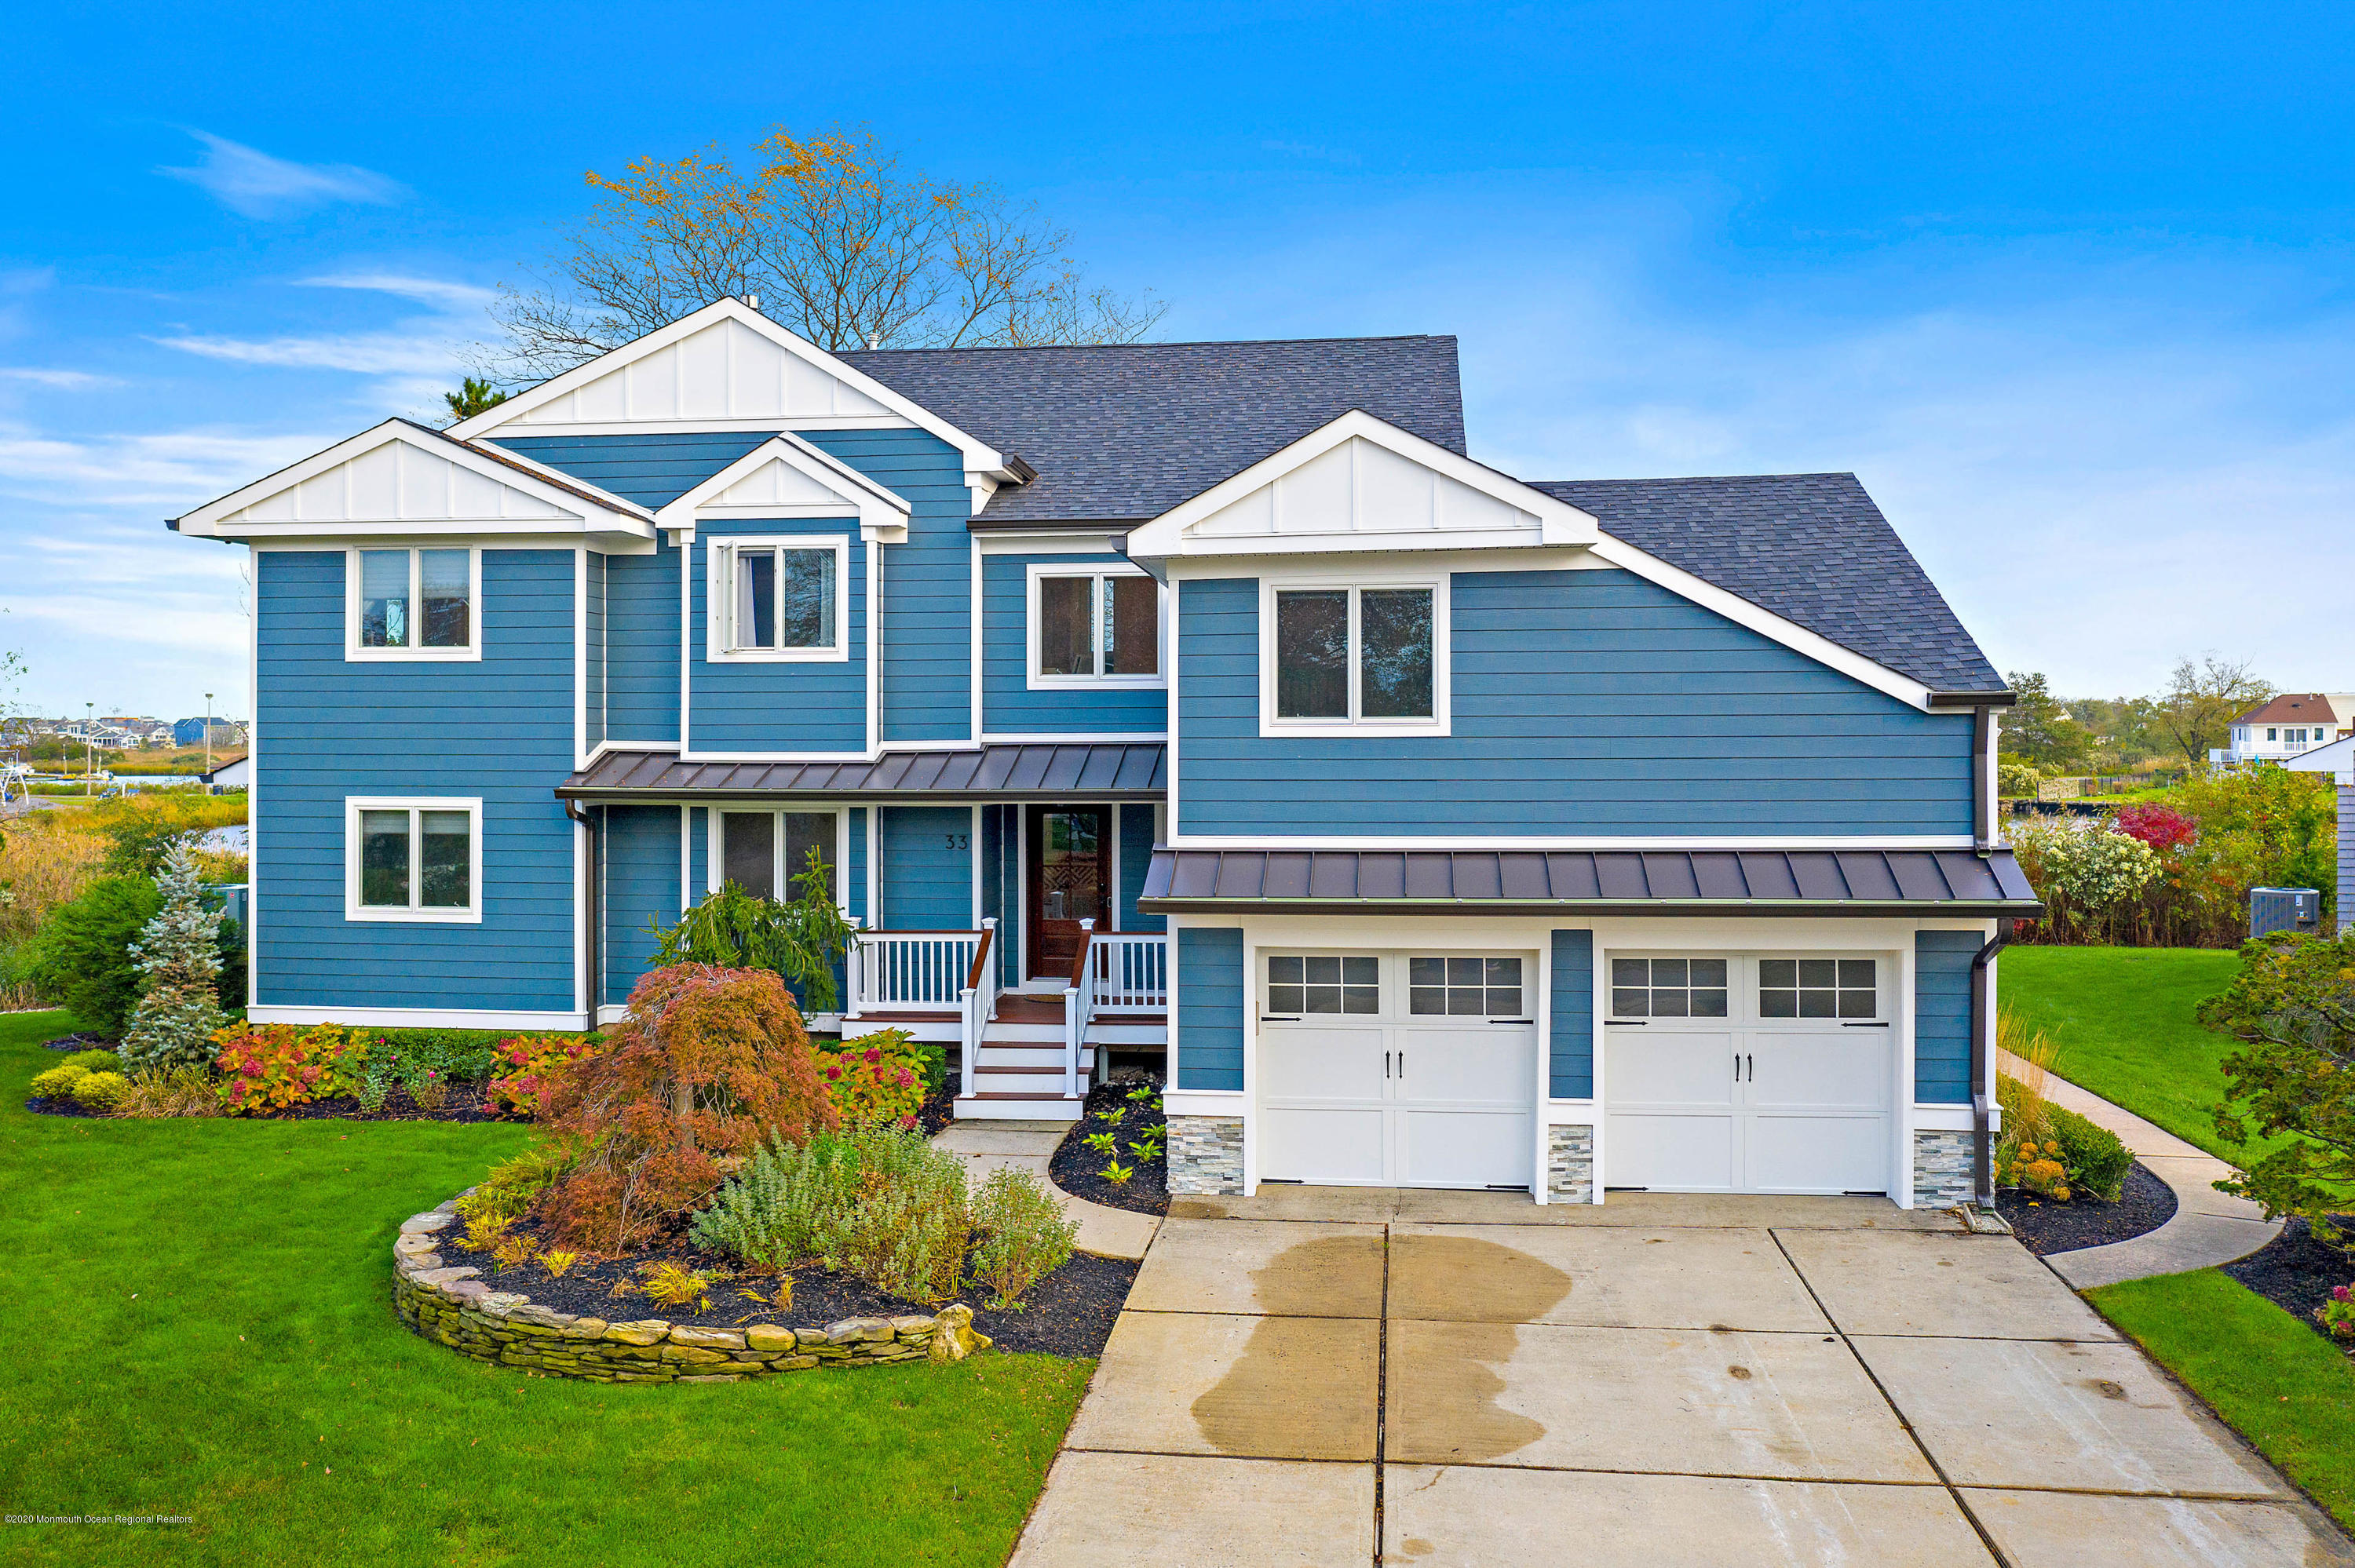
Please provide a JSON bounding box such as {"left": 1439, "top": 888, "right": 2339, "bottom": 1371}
{"left": 1028, "top": 564, "right": 1163, "bottom": 687}
{"left": 345, "top": 797, "right": 480, "bottom": 923}
{"left": 710, "top": 537, "right": 849, "bottom": 663}
{"left": 1259, "top": 578, "right": 1448, "bottom": 735}
{"left": 349, "top": 548, "right": 478, "bottom": 662}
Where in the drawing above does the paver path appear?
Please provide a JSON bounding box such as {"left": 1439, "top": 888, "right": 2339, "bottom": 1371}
{"left": 930, "top": 1121, "right": 1159, "bottom": 1261}
{"left": 1010, "top": 1189, "right": 2350, "bottom": 1567}
{"left": 1997, "top": 1050, "right": 2283, "bottom": 1289}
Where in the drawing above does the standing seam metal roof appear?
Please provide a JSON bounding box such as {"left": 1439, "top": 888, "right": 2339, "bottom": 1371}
{"left": 557, "top": 743, "right": 1167, "bottom": 799}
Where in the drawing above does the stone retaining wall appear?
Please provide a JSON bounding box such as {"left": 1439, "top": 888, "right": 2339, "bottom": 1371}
{"left": 392, "top": 1198, "right": 988, "bottom": 1384}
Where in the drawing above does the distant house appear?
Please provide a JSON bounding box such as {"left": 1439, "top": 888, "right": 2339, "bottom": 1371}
{"left": 174, "top": 717, "right": 243, "bottom": 748}
{"left": 202, "top": 755, "right": 251, "bottom": 791}
{"left": 2284, "top": 731, "right": 2355, "bottom": 787}
{"left": 2216, "top": 693, "right": 2355, "bottom": 766}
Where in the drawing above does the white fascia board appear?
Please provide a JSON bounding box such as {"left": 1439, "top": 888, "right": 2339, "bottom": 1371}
{"left": 173, "top": 419, "right": 654, "bottom": 544}
{"left": 1124, "top": 408, "right": 1600, "bottom": 560}
{"left": 975, "top": 531, "right": 1130, "bottom": 555}
{"left": 446, "top": 297, "right": 1010, "bottom": 481}
{"left": 1585, "top": 534, "right": 1937, "bottom": 712}
{"left": 654, "top": 432, "right": 913, "bottom": 542}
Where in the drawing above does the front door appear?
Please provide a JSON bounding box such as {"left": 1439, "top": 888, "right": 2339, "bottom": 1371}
{"left": 1026, "top": 805, "right": 1109, "bottom": 980}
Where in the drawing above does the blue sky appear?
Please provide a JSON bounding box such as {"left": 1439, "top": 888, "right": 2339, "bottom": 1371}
{"left": 4, "top": 2, "right": 2350, "bottom": 721}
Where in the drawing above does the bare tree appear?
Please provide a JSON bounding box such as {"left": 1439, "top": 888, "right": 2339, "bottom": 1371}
{"left": 477, "top": 126, "right": 1165, "bottom": 381}
{"left": 2158, "top": 654, "right": 2274, "bottom": 766}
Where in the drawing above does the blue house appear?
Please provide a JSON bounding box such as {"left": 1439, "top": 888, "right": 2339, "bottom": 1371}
{"left": 173, "top": 298, "right": 2037, "bottom": 1208}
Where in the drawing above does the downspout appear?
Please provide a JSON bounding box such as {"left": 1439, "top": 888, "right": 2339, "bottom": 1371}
{"left": 566, "top": 800, "right": 601, "bottom": 1030}
{"left": 1969, "top": 928, "right": 2006, "bottom": 1209}
{"left": 1973, "top": 704, "right": 1996, "bottom": 854}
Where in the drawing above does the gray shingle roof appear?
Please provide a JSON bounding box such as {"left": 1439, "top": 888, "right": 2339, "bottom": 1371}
{"left": 841, "top": 336, "right": 1465, "bottom": 524}
{"left": 1529, "top": 473, "right": 2006, "bottom": 695}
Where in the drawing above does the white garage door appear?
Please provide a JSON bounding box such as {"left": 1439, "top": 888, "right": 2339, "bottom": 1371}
{"left": 1258, "top": 953, "right": 1537, "bottom": 1190}
{"left": 1605, "top": 956, "right": 1893, "bottom": 1195}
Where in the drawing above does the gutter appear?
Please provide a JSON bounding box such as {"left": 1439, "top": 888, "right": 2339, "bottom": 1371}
{"left": 565, "top": 800, "right": 601, "bottom": 1028}
{"left": 1969, "top": 927, "right": 2008, "bottom": 1209}
{"left": 1135, "top": 897, "right": 2046, "bottom": 918}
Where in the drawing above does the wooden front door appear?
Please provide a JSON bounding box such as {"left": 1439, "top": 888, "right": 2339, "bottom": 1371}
{"left": 1026, "top": 804, "right": 1110, "bottom": 980}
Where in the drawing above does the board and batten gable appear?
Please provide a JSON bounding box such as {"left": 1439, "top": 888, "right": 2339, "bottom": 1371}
{"left": 253, "top": 548, "right": 578, "bottom": 1015}
{"left": 1174, "top": 567, "right": 1976, "bottom": 837}
{"left": 980, "top": 550, "right": 1167, "bottom": 735}
{"left": 685, "top": 516, "right": 868, "bottom": 753}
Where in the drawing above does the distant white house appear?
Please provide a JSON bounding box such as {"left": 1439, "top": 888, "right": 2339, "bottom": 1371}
{"left": 2214, "top": 692, "right": 2355, "bottom": 766}
{"left": 202, "top": 755, "right": 250, "bottom": 792}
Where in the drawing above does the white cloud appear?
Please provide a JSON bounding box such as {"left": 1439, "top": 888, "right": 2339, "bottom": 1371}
{"left": 0, "top": 368, "right": 118, "bottom": 389}
{"left": 297, "top": 273, "right": 498, "bottom": 312}
{"left": 0, "top": 421, "right": 332, "bottom": 509}
{"left": 150, "top": 329, "right": 461, "bottom": 377}
{"left": 159, "top": 131, "right": 405, "bottom": 219}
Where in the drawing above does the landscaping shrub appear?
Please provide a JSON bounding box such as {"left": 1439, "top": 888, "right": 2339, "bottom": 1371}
{"left": 2201, "top": 929, "right": 2355, "bottom": 1246}
{"left": 692, "top": 1126, "right": 973, "bottom": 1300}
{"left": 115, "top": 1067, "right": 224, "bottom": 1119}
{"left": 212, "top": 1021, "right": 363, "bottom": 1114}
{"left": 352, "top": 1027, "right": 526, "bottom": 1088}
{"left": 29, "top": 1063, "right": 89, "bottom": 1099}
{"left": 967, "top": 1165, "right": 1077, "bottom": 1308}
{"left": 23, "top": 875, "right": 162, "bottom": 1037}
{"left": 816, "top": 1028, "right": 928, "bottom": 1125}
{"left": 119, "top": 841, "right": 230, "bottom": 1074}
{"left": 538, "top": 964, "right": 836, "bottom": 1253}
{"left": 60, "top": 1048, "right": 121, "bottom": 1074}
{"left": 2049, "top": 1103, "right": 2132, "bottom": 1202}
{"left": 1995, "top": 761, "right": 2043, "bottom": 798}
{"left": 70, "top": 1070, "right": 130, "bottom": 1113}
{"left": 484, "top": 1034, "right": 605, "bottom": 1118}
{"left": 2324, "top": 1285, "right": 2354, "bottom": 1342}
{"left": 649, "top": 856, "right": 859, "bottom": 1012}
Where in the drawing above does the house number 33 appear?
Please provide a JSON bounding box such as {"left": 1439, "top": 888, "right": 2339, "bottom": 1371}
{"left": 944, "top": 833, "right": 969, "bottom": 851}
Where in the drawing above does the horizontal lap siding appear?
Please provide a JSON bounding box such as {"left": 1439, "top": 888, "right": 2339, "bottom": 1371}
{"left": 981, "top": 552, "right": 1167, "bottom": 735}
{"left": 799, "top": 430, "right": 972, "bottom": 744}
{"left": 881, "top": 806, "right": 973, "bottom": 931}
{"left": 1550, "top": 930, "right": 1594, "bottom": 1097}
{"left": 489, "top": 432, "right": 772, "bottom": 509}
{"left": 605, "top": 544, "right": 680, "bottom": 742}
{"left": 1120, "top": 803, "right": 1163, "bottom": 932}
{"left": 1176, "top": 570, "right": 1976, "bottom": 837}
{"left": 1915, "top": 930, "right": 1980, "bottom": 1104}
{"left": 1176, "top": 927, "right": 1244, "bottom": 1091}
{"left": 255, "top": 549, "right": 575, "bottom": 1013}
{"left": 603, "top": 804, "right": 680, "bottom": 1007}
{"left": 688, "top": 519, "right": 867, "bottom": 752}
{"left": 585, "top": 552, "right": 604, "bottom": 748}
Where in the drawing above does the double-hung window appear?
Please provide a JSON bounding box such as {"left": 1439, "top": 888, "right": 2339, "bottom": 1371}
{"left": 1261, "top": 580, "right": 1447, "bottom": 734}
{"left": 346, "top": 797, "right": 480, "bottom": 922}
{"left": 710, "top": 537, "right": 849, "bottom": 662}
{"left": 717, "top": 809, "right": 843, "bottom": 903}
{"left": 1028, "top": 565, "right": 1163, "bottom": 685}
{"left": 349, "top": 548, "right": 477, "bottom": 660}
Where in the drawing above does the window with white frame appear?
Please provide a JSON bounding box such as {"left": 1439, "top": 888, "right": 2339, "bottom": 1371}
{"left": 1028, "top": 565, "right": 1163, "bottom": 685}
{"left": 1261, "top": 580, "right": 1446, "bottom": 732}
{"left": 717, "top": 808, "right": 843, "bottom": 903}
{"left": 710, "top": 537, "right": 849, "bottom": 661}
{"left": 349, "top": 548, "right": 477, "bottom": 659}
{"left": 346, "top": 798, "right": 480, "bottom": 922}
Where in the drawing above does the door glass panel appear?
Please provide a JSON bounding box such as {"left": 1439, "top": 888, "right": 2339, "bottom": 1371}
{"left": 358, "top": 550, "right": 410, "bottom": 647}
{"left": 776, "top": 548, "right": 837, "bottom": 649}
{"left": 1104, "top": 575, "right": 1158, "bottom": 676}
{"left": 721, "top": 811, "right": 776, "bottom": 899}
{"left": 1272, "top": 954, "right": 1378, "bottom": 1015}
{"left": 783, "top": 812, "right": 837, "bottom": 900}
{"left": 1411, "top": 955, "right": 1523, "bottom": 1016}
{"left": 1612, "top": 957, "right": 1728, "bottom": 1019}
{"left": 418, "top": 550, "right": 471, "bottom": 647}
{"left": 1038, "top": 811, "right": 1102, "bottom": 923}
{"left": 736, "top": 550, "right": 776, "bottom": 649}
{"left": 1359, "top": 588, "right": 1433, "bottom": 717}
{"left": 418, "top": 811, "right": 471, "bottom": 907}
{"left": 1275, "top": 590, "right": 1349, "bottom": 717}
{"left": 358, "top": 810, "right": 410, "bottom": 906}
{"left": 1838, "top": 958, "right": 1879, "bottom": 1018}
{"left": 1037, "top": 577, "right": 1093, "bottom": 676}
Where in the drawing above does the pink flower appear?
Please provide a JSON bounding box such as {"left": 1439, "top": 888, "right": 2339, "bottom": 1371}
{"left": 2335, "top": 1285, "right": 2352, "bottom": 1304}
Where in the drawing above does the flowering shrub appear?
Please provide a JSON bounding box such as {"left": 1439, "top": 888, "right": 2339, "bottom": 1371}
{"left": 816, "top": 1028, "right": 926, "bottom": 1126}
{"left": 2322, "top": 1285, "right": 2354, "bottom": 1342}
{"left": 484, "top": 1034, "right": 605, "bottom": 1118}
{"left": 2112, "top": 804, "right": 2196, "bottom": 854}
{"left": 213, "top": 1021, "right": 363, "bottom": 1114}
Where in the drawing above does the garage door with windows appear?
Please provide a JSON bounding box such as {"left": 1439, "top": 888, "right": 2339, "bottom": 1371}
{"left": 1605, "top": 955, "right": 1893, "bottom": 1195}
{"left": 1258, "top": 952, "right": 1536, "bottom": 1190}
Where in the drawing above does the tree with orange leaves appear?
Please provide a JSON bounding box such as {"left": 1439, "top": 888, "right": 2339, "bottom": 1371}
{"left": 480, "top": 124, "right": 1164, "bottom": 378}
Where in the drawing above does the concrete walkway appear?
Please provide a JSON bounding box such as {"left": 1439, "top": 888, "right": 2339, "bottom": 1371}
{"left": 1010, "top": 1189, "right": 2350, "bottom": 1567}
{"left": 1998, "top": 1051, "right": 2283, "bottom": 1291}
{"left": 930, "top": 1121, "right": 1159, "bottom": 1262}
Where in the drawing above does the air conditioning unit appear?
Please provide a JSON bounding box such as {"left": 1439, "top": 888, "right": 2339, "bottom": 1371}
{"left": 2249, "top": 888, "right": 2322, "bottom": 939}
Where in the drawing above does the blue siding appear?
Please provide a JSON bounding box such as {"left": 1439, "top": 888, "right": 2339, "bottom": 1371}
{"left": 1176, "top": 927, "right": 1244, "bottom": 1091}
{"left": 980, "top": 552, "right": 1167, "bottom": 735}
{"left": 1915, "top": 931, "right": 1981, "bottom": 1104}
{"left": 1550, "top": 930, "right": 1594, "bottom": 1098}
{"left": 1176, "top": 570, "right": 1976, "bottom": 837}
{"left": 603, "top": 805, "right": 681, "bottom": 1007}
{"left": 688, "top": 518, "right": 867, "bottom": 752}
{"left": 489, "top": 432, "right": 772, "bottom": 509}
{"left": 605, "top": 542, "right": 680, "bottom": 742}
{"left": 585, "top": 552, "right": 605, "bottom": 748}
{"left": 254, "top": 549, "right": 575, "bottom": 1014}
{"left": 881, "top": 805, "right": 973, "bottom": 930}
{"left": 801, "top": 429, "right": 972, "bottom": 743}
{"left": 1119, "top": 803, "right": 1163, "bottom": 933}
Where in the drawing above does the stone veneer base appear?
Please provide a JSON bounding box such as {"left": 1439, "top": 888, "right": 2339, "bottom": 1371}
{"left": 1165, "top": 1115, "right": 1244, "bottom": 1195}
{"left": 392, "top": 1194, "right": 989, "bottom": 1384}
{"left": 1911, "top": 1129, "right": 1977, "bottom": 1209}
{"left": 1546, "top": 1124, "right": 1595, "bottom": 1204}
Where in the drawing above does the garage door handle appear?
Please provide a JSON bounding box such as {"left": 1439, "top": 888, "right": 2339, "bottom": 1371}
{"left": 1488, "top": 1018, "right": 1534, "bottom": 1025}
{"left": 1842, "top": 1021, "right": 1889, "bottom": 1028}
{"left": 1261, "top": 1016, "right": 1302, "bottom": 1023}
{"left": 1747, "top": 1053, "right": 1754, "bottom": 1081}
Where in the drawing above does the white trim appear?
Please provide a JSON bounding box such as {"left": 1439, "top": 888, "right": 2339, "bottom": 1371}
{"left": 703, "top": 534, "right": 853, "bottom": 662}
{"left": 980, "top": 731, "right": 1170, "bottom": 745}
{"left": 488, "top": 415, "right": 915, "bottom": 438}
{"left": 867, "top": 536, "right": 884, "bottom": 754}
{"left": 573, "top": 548, "right": 590, "bottom": 768}
{"left": 970, "top": 534, "right": 985, "bottom": 742}
{"left": 1166, "top": 833, "right": 1978, "bottom": 851}
{"left": 246, "top": 543, "right": 261, "bottom": 1012}
{"left": 971, "top": 804, "right": 984, "bottom": 929}
{"left": 1258, "top": 574, "right": 1450, "bottom": 738}
{"left": 680, "top": 805, "right": 692, "bottom": 913}
{"left": 342, "top": 545, "right": 483, "bottom": 662}
{"left": 342, "top": 797, "right": 484, "bottom": 924}
{"left": 248, "top": 1004, "right": 591, "bottom": 1030}
{"left": 1024, "top": 561, "right": 1169, "bottom": 691}
{"left": 1163, "top": 1088, "right": 1247, "bottom": 1118}
{"left": 977, "top": 531, "right": 1130, "bottom": 556}
{"left": 652, "top": 432, "right": 912, "bottom": 543}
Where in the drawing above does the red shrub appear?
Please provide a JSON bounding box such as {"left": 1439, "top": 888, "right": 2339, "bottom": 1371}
{"left": 2113, "top": 804, "right": 2196, "bottom": 854}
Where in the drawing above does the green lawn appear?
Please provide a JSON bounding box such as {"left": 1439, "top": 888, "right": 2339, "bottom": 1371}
{"left": 0, "top": 1010, "right": 1089, "bottom": 1566}
{"left": 1999, "top": 945, "right": 2256, "bottom": 1158}
{"left": 2090, "top": 1269, "right": 2355, "bottom": 1533}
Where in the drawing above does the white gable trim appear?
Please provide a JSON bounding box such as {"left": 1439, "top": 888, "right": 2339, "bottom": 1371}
{"left": 652, "top": 432, "right": 912, "bottom": 543}
{"left": 445, "top": 298, "right": 1012, "bottom": 498}
{"left": 1126, "top": 410, "right": 1600, "bottom": 560}
{"left": 173, "top": 420, "right": 655, "bottom": 547}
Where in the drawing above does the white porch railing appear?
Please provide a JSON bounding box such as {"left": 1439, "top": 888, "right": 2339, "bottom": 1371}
{"left": 846, "top": 927, "right": 985, "bottom": 1016}
{"left": 1086, "top": 932, "right": 1169, "bottom": 1012}
{"left": 1062, "top": 919, "right": 1097, "bottom": 1099}
{"left": 956, "top": 918, "right": 999, "bottom": 1099}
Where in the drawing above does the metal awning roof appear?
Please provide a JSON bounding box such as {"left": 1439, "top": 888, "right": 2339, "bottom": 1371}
{"left": 557, "top": 742, "right": 1167, "bottom": 802}
{"left": 1138, "top": 846, "right": 2041, "bottom": 917}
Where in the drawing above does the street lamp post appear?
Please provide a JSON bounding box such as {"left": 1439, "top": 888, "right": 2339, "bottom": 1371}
{"left": 204, "top": 692, "right": 214, "bottom": 776}
{"left": 83, "top": 702, "right": 93, "bottom": 797}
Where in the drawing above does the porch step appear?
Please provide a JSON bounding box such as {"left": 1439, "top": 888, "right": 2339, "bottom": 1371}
{"left": 979, "top": 1041, "right": 1067, "bottom": 1068}
{"left": 973, "top": 1064, "right": 1090, "bottom": 1096}
{"left": 951, "top": 1091, "right": 1086, "bottom": 1122}
{"left": 982, "top": 1019, "right": 1067, "bottom": 1043}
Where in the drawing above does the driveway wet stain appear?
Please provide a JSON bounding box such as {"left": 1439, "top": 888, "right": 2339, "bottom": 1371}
{"left": 1382, "top": 1234, "right": 1570, "bottom": 1462}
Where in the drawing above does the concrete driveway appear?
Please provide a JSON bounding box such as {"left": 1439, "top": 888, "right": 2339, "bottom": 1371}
{"left": 1010, "top": 1190, "right": 2350, "bottom": 1567}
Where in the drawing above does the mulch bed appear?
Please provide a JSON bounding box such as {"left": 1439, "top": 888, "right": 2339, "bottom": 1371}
{"left": 1049, "top": 1077, "right": 1168, "bottom": 1216}
{"left": 24, "top": 1095, "right": 108, "bottom": 1118}
{"left": 473, "top": 1220, "right": 1135, "bottom": 1358}
{"left": 1996, "top": 1161, "right": 2178, "bottom": 1256}
{"left": 2225, "top": 1215, "right": 2355, "bottom": 1347}
{"left": 23, "top": 1081, "right": 511, "bottom": 1123}
{"left": 42, "top": 1033, "right": 110, "bottom": 1052}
